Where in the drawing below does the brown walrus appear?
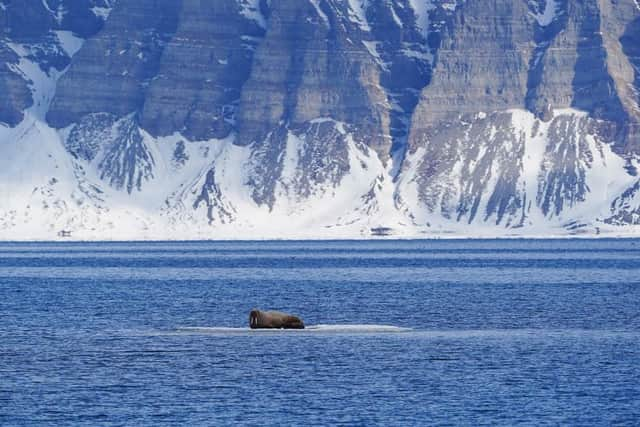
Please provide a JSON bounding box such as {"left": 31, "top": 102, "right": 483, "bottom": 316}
{"left": 249, "top": 309, "right": 305, "bottom": 329}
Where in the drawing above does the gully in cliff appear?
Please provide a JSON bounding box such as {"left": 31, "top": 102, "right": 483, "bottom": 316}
{"left": 249, "top": 309, "right": 305, "bottom": 329}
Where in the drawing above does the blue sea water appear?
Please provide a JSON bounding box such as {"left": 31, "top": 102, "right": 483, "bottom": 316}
{"left": 1, "top": 239, "right": 639, "bottom": 425}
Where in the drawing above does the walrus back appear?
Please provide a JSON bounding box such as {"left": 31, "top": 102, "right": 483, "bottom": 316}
{"left": 281, "top": 315, "right": 305, "bottom": 329}
{"left": 249, "top": 309, "right": 305, "bottom": 329}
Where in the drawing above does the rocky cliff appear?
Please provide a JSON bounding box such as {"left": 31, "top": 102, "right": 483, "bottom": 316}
{"left": 1, "top": 0, "right": 640, "bottom": 239}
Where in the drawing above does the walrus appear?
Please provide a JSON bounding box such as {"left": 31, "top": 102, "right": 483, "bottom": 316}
{"left": 249, "top": 309, "right": 305, "bottom": 329}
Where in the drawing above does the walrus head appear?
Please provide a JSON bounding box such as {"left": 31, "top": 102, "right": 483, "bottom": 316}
{"left": 249, "top": 309, "right": 261, "bottom": 329}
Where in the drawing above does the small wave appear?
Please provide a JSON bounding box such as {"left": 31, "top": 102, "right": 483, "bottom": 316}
{"left": 174, "top": 324, "right": 412, "bottom": 335}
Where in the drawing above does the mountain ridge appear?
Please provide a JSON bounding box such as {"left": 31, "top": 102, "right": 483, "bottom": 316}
{"left": 1, "top": 0, "right": 640, "bottom": 239}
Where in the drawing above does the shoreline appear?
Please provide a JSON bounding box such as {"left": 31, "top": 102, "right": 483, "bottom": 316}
{"left": 2, "top": 234, "right": 640, "bottom": 243}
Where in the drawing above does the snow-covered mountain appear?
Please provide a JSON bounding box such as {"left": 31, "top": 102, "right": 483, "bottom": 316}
{"left": 1, "top": 0, "right": 640, "bottom": 239}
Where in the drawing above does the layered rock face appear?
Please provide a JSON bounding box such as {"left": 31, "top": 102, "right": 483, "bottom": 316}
{"left": 403, "top": 0, "right": 640, "bottom": 230}
{"left": 235, "top": 1, "right": 388, "bottom": 152}
{"left": 1, "top": 0, "right": 640, "bottom": 238}
{"left": 0, "top": 0, "right": 109, "bottom": 125}
{"left": 0, "top": 44, "right": 31, "bottom": 126}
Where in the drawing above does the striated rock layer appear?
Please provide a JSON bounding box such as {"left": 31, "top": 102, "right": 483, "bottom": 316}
{"left": 1, "top": 0, "right": 640, "bottom": 239}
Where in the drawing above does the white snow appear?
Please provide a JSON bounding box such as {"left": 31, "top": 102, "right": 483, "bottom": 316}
{"left": 400, "top": 46, "right": 432, "bottom": 62}
{"left": 347, "top": 0, "right": 371, "bottom": 32}
{"left": 362, "top": 40, "right": 386, "bottom": 68}
{"left": 547, "top": 110, "right": 634, "bottom": 225}
{"left": 1, "top": 46, "right": 639, "bottom": 243}
{"left": 408, "top": 0, "right": 435, "bottom": 35}
{"left": 238, "top": 0, "right": 267, "bottom": 29}
{"left": 442, "top": 1, "right": 458, "bottom": 11}
{"left": 54, "top": 31, "right": 84, "bottom": 57}
{"left": 393, "top": 108, "right": 640, "bottom": 237}
{"left": 389, "top": 3, "right": 403, "bottom": 28}
{"left": 6, "top": 43, "right": 59, "bottom": 118}
{"left": 531, "top": 0, "right": 559, "bottom": 27}
{"left": 3, "top": 106, "right": 640, "bottom": 240}
{"left": 91, "top": 7, "right": 112, "bottom": 20}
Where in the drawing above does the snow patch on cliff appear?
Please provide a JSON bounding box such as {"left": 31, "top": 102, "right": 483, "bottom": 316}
{"left": 408, "top": 0, "right": 435, "bottom": 35}
{"left": 54, "top": 31, "right": 84, "bottom": 57}
{"left": 347, "top": 0, "right": 371, "bottom": 32}
{"left": 397, "top": 109, "right": 638, "bottom": 236}
{"left": 6, "top": 42, "right": 64, "bottom": 119}
{"left": 530, "top": 0, "right": 559, "bottom": 27}
{"left": 239, "top": 0, "right": 267, "bottom": 29}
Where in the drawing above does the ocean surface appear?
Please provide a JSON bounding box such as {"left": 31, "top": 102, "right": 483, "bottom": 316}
{"left": 1, "top": 239, "right": 639, "bottom": 425}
